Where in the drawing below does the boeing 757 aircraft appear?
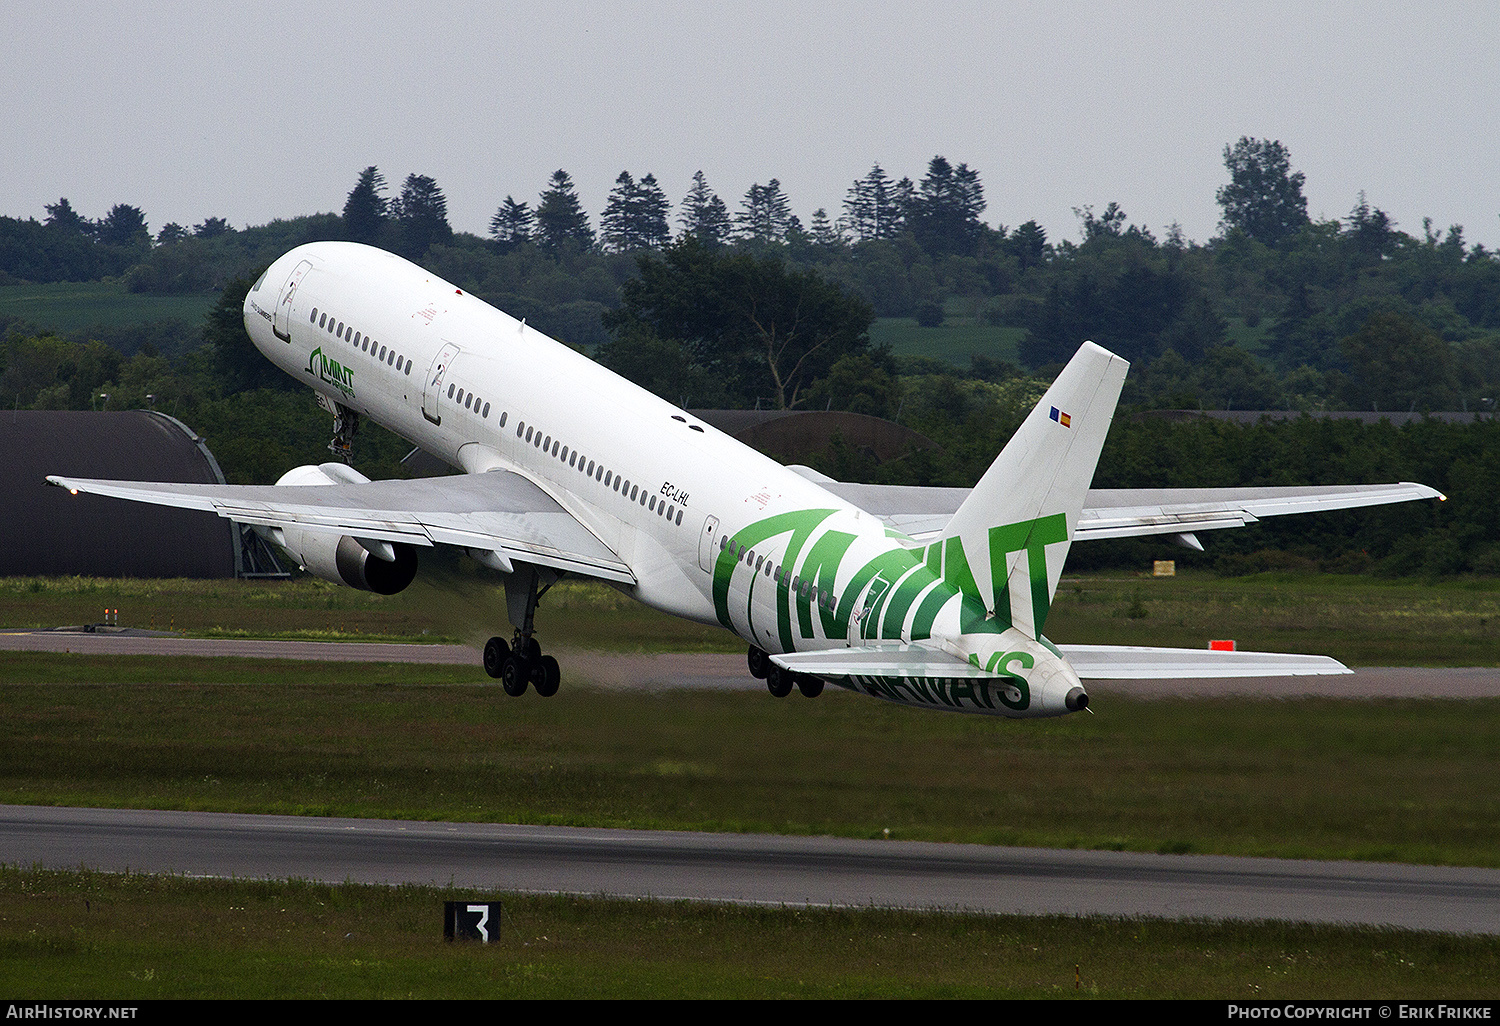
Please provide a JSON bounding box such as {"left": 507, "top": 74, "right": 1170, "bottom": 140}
{"left": 49, "top": 243, "right": 1443, "bottom": 718}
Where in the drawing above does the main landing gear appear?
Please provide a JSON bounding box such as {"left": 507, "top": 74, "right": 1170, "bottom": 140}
{"left": 483, "top": 634, "right": 560, "bottom": 697}
{"left": 747, "top": 646, "right": 824, "bottom": 699}
{"left": 483, "top": 564, "right": 560, "bottom": 697}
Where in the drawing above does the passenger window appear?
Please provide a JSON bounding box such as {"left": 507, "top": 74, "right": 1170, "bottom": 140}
{"left": 496, "top": 410, "right": 504, "bottom": 425}
{"left": 354, "top": 332, "right": 361, "bottom": 347}
{"left": 448, "top": 384, "right": 455, "bottom": 399}
{"left": 319, "top": 313, "right": 327, "bottom": 328}
{"left": 379, "top": 345, "right": 387, "bottom": 361}
{"left": 310, "top": 308, "right": 318, "bottom": 322}
{"left": 485, "top": 404, "right": 493, "bottom": 419}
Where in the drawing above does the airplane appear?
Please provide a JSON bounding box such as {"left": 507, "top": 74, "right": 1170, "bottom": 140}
{"left": 48, "top": 242, "right": 1444, "bottom": 718}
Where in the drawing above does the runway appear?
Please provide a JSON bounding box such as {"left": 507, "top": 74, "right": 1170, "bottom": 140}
{"left": 3, "top": 804, "right": 1497, "bottom": 933}
{"left": 3, "top": 629, "right": 1500, "bottom": 697}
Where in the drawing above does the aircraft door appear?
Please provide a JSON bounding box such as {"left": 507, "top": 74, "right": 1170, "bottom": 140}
{"left": 697, "top": 516, "right": 720, "bottom": 573}
{"left": 273, "top": 260, "right": 313, "bottom": 342}
{"left": 422, "top": 342, "right": 461, "bottom": 425}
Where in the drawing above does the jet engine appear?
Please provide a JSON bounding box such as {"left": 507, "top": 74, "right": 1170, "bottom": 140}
{"left": 261, "top": 463, "right": 419, "bottom": 595}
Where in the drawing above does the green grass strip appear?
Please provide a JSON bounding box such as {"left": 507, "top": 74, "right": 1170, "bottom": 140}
{"left": 1, "top": 670, "right": 1497, "bottom": 866}
{"left": 1, "top": 867, "right": 1496, "bottom": 998}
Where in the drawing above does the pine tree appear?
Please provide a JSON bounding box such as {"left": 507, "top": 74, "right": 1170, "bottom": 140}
{"left": 843, "top": 164, "right": 900, "bottom": 242}
{"left": 393, "top": 173, "right": 452, "bottom": 258}
{"left": 907, "top": 156, "right": 985, "bottom": 256}
{"left": 43, "top": 198, "right": 89, "bottom": 235}
{"left": 808, "top": 208, "right": 845, "bottom": 250}
{"left": 678, "top": 171, "right": 732, "bottom": 248}
{"left": 489, "top": 196, "right": 535, "bottom": 251}
{"left": 633, "top": 173, "right": 671, "bottom": 250}
{"left": 96, "top": 204, "right": 150, "bottom": 248}
{"left": 342, "top": 166, "right": 389, "bottom": 245}
{"left": 535, "top": 169, "right": 595, "bottom": 253}
{"left": 735, "top": 179, "right": 795, "bottom": 246}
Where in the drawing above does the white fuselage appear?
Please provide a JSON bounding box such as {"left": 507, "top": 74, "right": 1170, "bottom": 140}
{"left": 244, "top": 243, "right": 1075, "bottom": 716}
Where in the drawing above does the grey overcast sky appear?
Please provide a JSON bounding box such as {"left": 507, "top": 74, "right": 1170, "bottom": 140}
{"left": 4, "top": 1, "right": 1498, "bottom": 248}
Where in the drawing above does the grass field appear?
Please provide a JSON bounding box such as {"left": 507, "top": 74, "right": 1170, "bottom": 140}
{"left": 4, "top": 868, "right": 1496, "bottom": 999}
{"left": 0, "top": 281, "right": 214, "bottom": 333}
{"left": 870, "top": 316, "right": 1025, "bottom": 368}
{"left": 1, "top": 669, "right": 1497, "bottom": 865}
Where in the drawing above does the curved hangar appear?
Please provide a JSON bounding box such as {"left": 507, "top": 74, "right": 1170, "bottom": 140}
{"left": 1, "top": 410, "right": 274, "bottom": 578}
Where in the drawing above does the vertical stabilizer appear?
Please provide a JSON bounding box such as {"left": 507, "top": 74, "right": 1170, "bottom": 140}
{"left": 936, "top": 341, "right": 1128, "bottom": 638}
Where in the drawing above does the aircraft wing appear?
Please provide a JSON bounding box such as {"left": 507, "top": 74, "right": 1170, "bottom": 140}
{"left": 813, "top": 479, "right": 1444, "bottom": 544}
{"left": 45, "top": 471, "right": 635, "bottom": 584}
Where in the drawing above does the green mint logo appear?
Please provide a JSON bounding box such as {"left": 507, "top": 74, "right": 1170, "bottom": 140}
{"left": 924, "top": 513, "right": 1067, "bottom": 639}
{"left": 306, "top": 346, "right": 355, "bottom": 399}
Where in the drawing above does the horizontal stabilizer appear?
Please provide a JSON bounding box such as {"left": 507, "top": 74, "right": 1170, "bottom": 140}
{"left": 1057, "top": 644, "right": 1349, "bottom": 679}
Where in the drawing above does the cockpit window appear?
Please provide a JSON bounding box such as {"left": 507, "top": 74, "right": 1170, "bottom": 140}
{"left": 252, "top": 269, "right": 268, "bottom": 292}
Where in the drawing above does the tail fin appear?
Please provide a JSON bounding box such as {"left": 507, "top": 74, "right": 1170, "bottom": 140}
{"left": 936, "top": 341, "right": 1128, "bottom": 639}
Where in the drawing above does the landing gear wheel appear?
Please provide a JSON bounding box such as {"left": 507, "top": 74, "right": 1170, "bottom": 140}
{"left": 796, "top": 675, "right": 824, "bottom": 698}
{"left": 534, "top": 655, "right": 560, "bottom": 697}
{"left": 747, "top": 647, "right": 770, "bottom": 679}
{"left": 766, "top": 665, "right": 793, "bottom": 698}
{"left": 502, "top": 656, "right": 530, "bottom": 696}
{"left": 483, "top": 636, "right": 511, "bottom": 679}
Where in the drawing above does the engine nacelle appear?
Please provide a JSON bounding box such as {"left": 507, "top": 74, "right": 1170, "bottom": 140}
{"left": 262, "top": 463, "right": 419, "bottom": 595}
